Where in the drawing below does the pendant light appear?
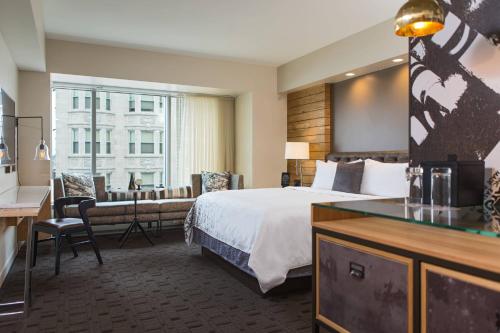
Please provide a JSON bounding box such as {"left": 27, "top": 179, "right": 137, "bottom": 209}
{"left": 16, "top": 116, "right": 51, "bottom": 161}
{"left": 394, "top": 0, "right": 445, "bottom": 37}
{"left": 34, "top": 139, "right": 50, "bottom": 161}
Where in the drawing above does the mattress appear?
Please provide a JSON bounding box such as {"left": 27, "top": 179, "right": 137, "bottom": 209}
{"left": 186, "top": 187, "right": 385, "bottom": 292}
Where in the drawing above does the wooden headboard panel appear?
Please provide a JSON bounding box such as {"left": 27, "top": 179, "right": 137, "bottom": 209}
{"left": 325, "top": 150, "right": 409, "bottom": 163}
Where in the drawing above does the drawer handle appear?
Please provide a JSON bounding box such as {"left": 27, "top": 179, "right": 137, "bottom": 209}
{"left": 349, "top": 262, "right": 365, "bottom": 280}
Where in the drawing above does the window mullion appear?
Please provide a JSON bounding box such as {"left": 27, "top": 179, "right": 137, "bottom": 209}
{"left": 91, "top": 89, "right": 97, "bottom": 175}
{"left": 166, "top": 96, "right": 171, "bottom": 186}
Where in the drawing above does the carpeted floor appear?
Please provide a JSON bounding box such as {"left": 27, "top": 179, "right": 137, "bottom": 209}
{"left": 0, "top": 229, "right": 315, "bottom": 333}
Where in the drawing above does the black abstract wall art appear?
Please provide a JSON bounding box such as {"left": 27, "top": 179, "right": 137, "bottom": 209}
{"left": 409, "top": 0, "right": 500, "bottom": 206}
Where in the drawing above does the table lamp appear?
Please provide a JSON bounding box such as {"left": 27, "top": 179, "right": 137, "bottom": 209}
{"left": 285, "top": 142, "right": 309, "bottom": 186}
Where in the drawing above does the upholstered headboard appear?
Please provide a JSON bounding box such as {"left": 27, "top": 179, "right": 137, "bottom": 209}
{"left": 325, "top": 150, "right": 409, "bottom": 163}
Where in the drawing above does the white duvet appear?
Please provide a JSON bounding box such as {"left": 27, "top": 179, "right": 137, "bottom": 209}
{"left": 186, "top": 187, "right": 384, "bottom": 292}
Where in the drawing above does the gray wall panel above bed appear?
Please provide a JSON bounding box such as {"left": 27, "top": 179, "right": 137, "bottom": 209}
{"left": 332, "top": 64, "right": 409, "bottom": 152}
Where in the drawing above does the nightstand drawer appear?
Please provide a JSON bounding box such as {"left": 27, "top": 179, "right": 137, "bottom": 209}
{"left": 422, "top": 263, "right": 500, "bottom": 333}
{"left": 316, "top": 234, "right": 413, "bottom": 333}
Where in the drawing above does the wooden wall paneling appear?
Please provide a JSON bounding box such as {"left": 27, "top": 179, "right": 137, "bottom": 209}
{"left": 287, "top": 84, "right": 331, "bottom": 186}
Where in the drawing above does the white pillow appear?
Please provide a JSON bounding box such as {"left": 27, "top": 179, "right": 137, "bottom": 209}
{"left": 360, "top": 159, "right": 409, "bottom": 197}
{"left": 311, "top": 160, "right": 337, "bottom": 190}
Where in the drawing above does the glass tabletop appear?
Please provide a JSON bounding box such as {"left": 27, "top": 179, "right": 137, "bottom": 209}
{"left": 313, "top": 199, "right": 500, "bottom": 238}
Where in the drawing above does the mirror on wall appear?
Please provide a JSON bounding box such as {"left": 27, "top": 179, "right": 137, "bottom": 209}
{"left": 0, "top": 88, "right": 16, "bottom": 166}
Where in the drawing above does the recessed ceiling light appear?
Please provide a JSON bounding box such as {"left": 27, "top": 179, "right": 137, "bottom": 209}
{"left": 345, "top": 73, "right": 355, "bottom": 77}
{"left": 392, "top": 58, "right": 404, "bottom": 63}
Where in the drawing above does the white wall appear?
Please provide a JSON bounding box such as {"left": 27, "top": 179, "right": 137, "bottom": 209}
{"left": 18, "top": 39, "right": 287, "bottom": 188}
{"left": 235, "top": 93, "right": 253, "bottom": 188}
{"left": 277, "top": 19, "right": 408, "bottom": 93}
{"left": 0, "top": 31, "right": 19, "bottom": 285}
{"left": 333, "top": 64, "right": 409, "bottom": 152}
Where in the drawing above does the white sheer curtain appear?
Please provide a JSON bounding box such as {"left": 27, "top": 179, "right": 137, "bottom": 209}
{"left": 169, "top": 95, "right": 234, "bottom": 186}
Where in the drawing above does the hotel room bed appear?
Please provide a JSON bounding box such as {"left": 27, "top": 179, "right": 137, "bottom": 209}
{"left": 185, "top": 151, "right": 409, "bottom": 293}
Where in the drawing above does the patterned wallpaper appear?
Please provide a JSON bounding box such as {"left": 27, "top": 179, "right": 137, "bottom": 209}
{"left": 409, "top": 0, "right": 500, "bottom": 207}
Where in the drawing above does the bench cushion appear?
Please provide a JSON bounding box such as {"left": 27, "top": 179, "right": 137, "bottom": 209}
{"left": 124, "top": 200, "right": 159, "bottom": 215}
{"left": 65, "top": 201, "right": 132, "bottom": 218}
{"left": 157, "top": 198, "right": 195, "bottom": 212}
{"left": 159, "top": 211, "right": 189, "bottom": 221}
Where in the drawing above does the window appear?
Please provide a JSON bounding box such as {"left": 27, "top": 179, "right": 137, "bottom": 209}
{"left": 72, "top": 128, "right": 79, "bottom": 154}
{"left": 53, "top": 88, "right": 170, "bottom": 191}
{"left": 96, "top": 93, "right": 100, "bottom": 110}
{"left": 106, "top": 129, "right": 111, "bottom": 154}
{"left": 105, "top": 173, "right": 112, "bottom": 191}
{"left": 141, "top": 95, "right": 154, "bottom": 112}
{"left": 129, "top": 130, "right": 135, "bottom": 154}
{"left": 141, "top": 130, "right": 154, "bottom": 154}
{"left": 141, "top": 172, "right": 155, "bottom": 189}
{"left": 85, "top": 128, "right": 91, "bottom": 154}
{"left": 159, "top": 97, "right": 163, "bottom": 110}
{"left": 106, "top": 92, "right": 111, "bottom": 110}
{"left": 159, "top": 131, "right": 164, "bottom": 155}
{"left": 72, "top": 91, "right": 79, "bottom": 109}
{"left": 95, "top": 129, "right": 101, "bottom": 154}
{"left": 85, "top": 91, "right": 91, "bottom": 109}
{"left": 129, "top": 94, "right": 135, "bottom": 112}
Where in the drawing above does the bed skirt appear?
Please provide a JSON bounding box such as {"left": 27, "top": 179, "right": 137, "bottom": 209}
{"left": 192, "top": 227, "right": 311, "bottom": 279}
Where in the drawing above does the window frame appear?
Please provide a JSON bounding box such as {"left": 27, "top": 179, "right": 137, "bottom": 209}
{"left": 96, "top": 93, "right": 100, "bottom": 110}
{"left": 159, "top": 130, "right": 164, "bottom": 155}
{"left": 140, "top": 130, "right": 154, "bottom": 154}
{"left": 71, "top": 128, "right": 79, "bottom": 154}
{"left": 85, "top": 91, "right": 91, "bottom": 110}
{"left": 105, "top": 172, "right": 112, "bottom": 191}
{"left": 72, "top": 91, "right": 79, "bottom": 110}
{"left": 106, "top": 129, "right": 111, "bottom": 154}
{"left": 141, "top": 172, "right": 155, "bottom": 189}
{"left": 140, "top": 95, "right": 154, "bottom": 112}
{"left": 129, "top": 130, "right": 136, "bottom": 154}
{"left": 95, "top": 129, "right": 101, "bottom": 155}
{"left": 129, "top": 94, "right": 135, "bottom": 112}
{"left": 106, "top": 92, "right": 111, "bottom": 110}
{"left": 84, "top": 128, "right": 91, "bottom": 155}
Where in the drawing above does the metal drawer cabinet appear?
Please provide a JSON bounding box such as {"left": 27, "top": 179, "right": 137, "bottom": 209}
{"left": 315, "top": 234, "right": 413, "bottom": 333}
{"left": 422, "top": 263, "right": 500, "bottom": 333}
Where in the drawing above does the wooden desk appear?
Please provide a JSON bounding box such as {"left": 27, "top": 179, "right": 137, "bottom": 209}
{"left": 0, "top": 186, "right": 51, "bottom": 317}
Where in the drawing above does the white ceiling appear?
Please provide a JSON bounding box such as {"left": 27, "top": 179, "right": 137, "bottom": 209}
{"left": 43, "top": 0, "right": 404, "bottom": 66}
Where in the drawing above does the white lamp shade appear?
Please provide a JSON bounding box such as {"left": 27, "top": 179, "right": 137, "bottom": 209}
{"left": 285, "top": 142, "right": 309, "bottom": 160}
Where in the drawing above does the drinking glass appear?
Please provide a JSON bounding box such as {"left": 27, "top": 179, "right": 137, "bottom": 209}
{"left": 406, "top": 167, "right": 423, "bottom": 205}
{"left": 431, "top": 167, "right": 452, "bottom": 207}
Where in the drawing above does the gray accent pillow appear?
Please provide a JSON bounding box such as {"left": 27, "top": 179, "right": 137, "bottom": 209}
{"left": 332, "top": 161, "right": 365, "bottom": 194}
{"left": 201, "top": 171, "right": 231, "bottom": 193}
{"left": 61, "top": 173, "right": 96, "bottom": 197}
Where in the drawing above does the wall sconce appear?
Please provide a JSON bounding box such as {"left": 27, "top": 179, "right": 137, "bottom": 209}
{"left": 1, "top": 115, "right": 50, "bottom": 161}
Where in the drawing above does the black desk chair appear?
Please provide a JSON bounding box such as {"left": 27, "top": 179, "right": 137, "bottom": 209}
{"left": 32, "top": 197, "right": 103, "bottom": 275}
